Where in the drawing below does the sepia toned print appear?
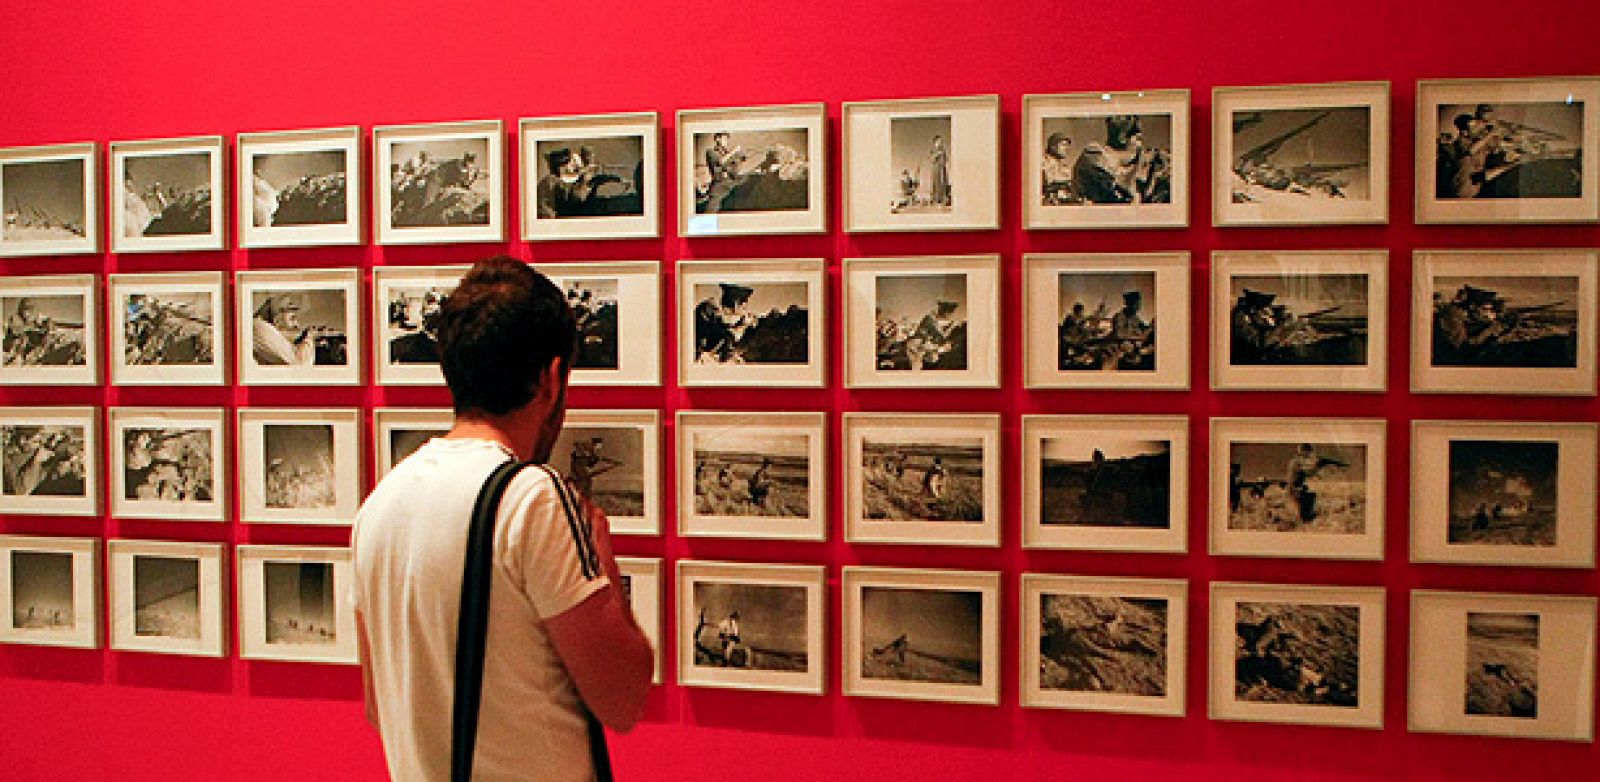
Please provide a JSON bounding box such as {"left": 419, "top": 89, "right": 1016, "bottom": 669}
{"left": 1042, "top": 113, "right": 1174, "bottom": 206}
{"left": 387, "top": 138, "right": 489, "bottom": 227}
{"left": 1430, "top": 275, "right": 1579, "bottom": 368}
{"left": 692, "top": 430, "right": 808, "bottom": 519}
{"left": 691, "top": 281, "right": 809, "bottom": 366}
{"left": 1447, "top": 439, "right": 1559, "bottom": 547}
{"left": 2, "top": 158, "right": 86, "bottom": 241}
{"left": 132, "top": 555, "right": 199, "bottom": 639}
{"left": 262, "top": 424, "right": 336, "bottom": 510}
{"left": 264, "top": 561, "right": 337, "bottom": 645}
{"left": 249, "top": 289, "right": 348, "bottom": 368}
{"left": 1434, "top": 101, "right": 1583, "bottom": 200}
{"left": 1039, "top": 593, "right": 1168, "bottom": 696}
{"left": 692, "top": 128, "right": 810, "bottom": 214}
{"left": 875, "top": 273, "right": 968, "bottom": 372}
{"left": 1234, "top": 601, "right": 1360, "bottom": 707}
{"left": 122, "top": 427, "right": 213, "bottom": 503}
{"left": 533, "top": 135, "right": 644, "bottom": 219}
{"left": 1039, "top": 436, "right": 1170, "bottom": 528}
{"left": 121, "top": 152, "right": 212, "bottom": 237}
{"left": 1229, "top": 274, "right": 1369, "bottom": 367}
{"left": 889, "top": 115, "right": 953, "bottom": 213}
{"left": 251, "top": 150, "right": 346, "bottom": 227}
{"left": 862, "top": 436, "right": 983, "bottom": 523}
{"left": 565, "top": 278, "right": 620, "bottom": 370}
{"left": 384, "top": 285, "right": 452, "bottom": 365}
{"left": 1056, "top": 272, "right": 1156, "bottom": 372}
{"left": 861, "top": 586, "right": 983, "bottom": 685}
{"left": 1228, "top": 441, "right": 1368, "bottom": 534}
{"left": 123, "top": 291, "right": 214, "bottom": 367}
{"left": 9, "top": 550, "right": 73, "bottom": 630}
{"left": 1231, "top": 107, "right": 1371, "bottom": 204}
{"left": 689, "top": 581, "right": 808, "bottom": 671}
{"left": 1, "top": 424, "right": 86, "bottom": 498}
{"left": 553, "top": 425, "right": 646, "bottom": 519}
{"left": 1465, "top": 612, "right": 1539, "bottom": 719}
{"left": 2, "top": 295, "right": 87, "bottom": 368}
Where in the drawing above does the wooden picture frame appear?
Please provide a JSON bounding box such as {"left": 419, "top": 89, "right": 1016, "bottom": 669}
{"left": 1020, "top": 574, "right": 1187, "bottom": 715}
{"left": 843, "top": 412, "right": 1001, "bottom": 547}
{"left": 1023, "top": 253, "right": 1190, "bottom": 390}
{"left": 520, "top": 111, "right": 659, "bottom": 241}
{"left": 676, "top": 560, "right": 826, "bottom": 694}
{"left": 1021, "top": 414, "right": 1188, "bottom": 553}
{"left": 676, "top": 103, "right": 827, "bottom": 237}
{"left": 842, "top": 94, "right": 1000, "bottom": 232}
{"left": 1023, "top": 89, "right": 1190, "bottom": 229}
{"left": 108, "top": 407, "right": 227, "bottom": 522}
{"left": 0, "top": 534, "right": 99, "bottom": 649}
{"left": 373, "top": 120, "right": 504, "bottom": 245}
{"left": 0, "top": 142, "right": 99, "bottom": 257}
{"left": 236, "top": 126, "right": 363, "bottom": 248}
{"left": 107, "top": 539, "right": 226, "bottom": 657}
{"left": 842, "top": 566, "right": 1000, "bottom": 705}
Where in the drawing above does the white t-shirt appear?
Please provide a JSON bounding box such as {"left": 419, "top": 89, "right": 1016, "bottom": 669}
{"left": 351, "top": 437, "right": 608, "bottom": 782}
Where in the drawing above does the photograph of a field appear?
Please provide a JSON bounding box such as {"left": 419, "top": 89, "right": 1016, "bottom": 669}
{"left": 1039, "top": 437, "right": 1170, "bottom": 528}
{"left": 1234, "top": 601, "right": 1360, "bottom": 707}
{"left": 861, "top": 586, "right": 983, "bottom": 685}
{"left": 132, "top": 555, "right": 200, "bottom": 640}
{"left": 554, "top": 424, "right": 646, "bottom": 518}
{"left": 9, "top": 550, "right": 73, "bottom": 629}
{"left": 1228, "top": 441, "right": 1367, "bottom": 534}
{"left": 1465, "top": 611, "right": 1539, "bottom": 719}
{"left": 1447, "top": 440, "right": 1559, "bottom": 546}
{"left": 692, "top": 430, "right": 808, "bottom": 519}
{"left": 689, "top": 581, "right": 808, "bottom": 672}
{"left": 1039, "top": 594, "right": 1168, "bottom": 696}
{"left": 862, "top": 439, "right": 983, "bottom": 522}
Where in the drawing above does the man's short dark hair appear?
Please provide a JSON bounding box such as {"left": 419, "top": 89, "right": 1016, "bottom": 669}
{"left": 435, "top": 256, "right": 576, "bottom": 415}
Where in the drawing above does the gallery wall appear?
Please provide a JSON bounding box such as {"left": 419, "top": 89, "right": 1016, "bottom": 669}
{"left": 2, "top": 0, "right": 1599, "bottom": 779}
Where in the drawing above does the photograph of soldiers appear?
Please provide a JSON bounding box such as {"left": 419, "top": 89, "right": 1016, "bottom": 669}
{"left": 251, "top": 150, "right": 347, "bottom": 227}
{"left": 262, "top": 424, "right": 337, "bottom": 511}
{"left": 1434, "top": 101, "right": 1584, "bottom": 199}
{"left": 2, "top": 158, "right": 86, "bottom": 241}
{"left": 122, "top": 152, "right": 212, "bottom": 237}
{"left": 122, "top": 291, "right": 215, "bottom": 366}
{"left": 875, "top": 273, "right": 969, "bottom": 371}
{"left": 861, "top": 586, "right": 983, "bottom": 685}
{"left": 2, "top": 294, "right": 87, "bottom": 367}
{"left": 1431, "top": 277, "right": 1579, "bottom": 368}
{"left": 692, "top": 128, "right": 810, "bottom": 214}
{"left": 1056, "top": 271, "right": 1157, "bottom": 372}
{"left": 10, "top": 550, "right": 74, "bottom": 630}
{"left": 1, "top": 424, "right": 86, "bottom": 498}
{"left": 122, "top": 427, "right": 214, "bottom": 503}
{"left": 861, "top": 437, "right": 984, "bottom": 522}
{"left": 265, "top": 561, "right": 337, "bottom": 645}
{"left": 534, "top": 135, "right": 644, "bottom": 219}
{"left": 889, "top": 115, "right": 952, "bottom": 213}
{"left": 551, "top": 424, "right": 645, "bottom": 518}
{"left": 1234, "top": 602, "right": 1360, "bottom": 707}
{"left": 132, "top": 555, "right": 200, "bottom": 639}
{"left": 561, "top": 278, "right": 620, "bottom": 370}
{"left": 1040, "top": 114, "right": 1174, "bottom": 205}
{"left": 249, "top": 289, "right": 347, "bottom": 368}
{"left": 1228, "top": 274, "right": 1369, "bottom": 366}
{"left": 385, "top": 286, "right": 451, "bottom": 365}
{"left": 690, "top": 581, "right": 809, "bottom": 671}
{"left": 1447, "top": 439, "right": 1559, "bottom": 546}
{"left": 1039, "top": 436, "right": 1170, "bottom": 528}
{"left": 1038, "top": 594, "right": 1169, "bottom": 696}
{"left": 387, "top": 139, "right": 489, "bottom": 227}
{"left": 1230, "top": 107, "right": 1371, "bottom": 204}
{"left": 1465, "top": 612, "right": 1539, "bottom": 719}
{"left": 692, "top": 429, "right": 809, "bottom": 519}
{"left": 1227, "top": 441, "right": 1366, "bottom": 534}
{"left": 692, "top": 281, "right": 808, "bottom": 365}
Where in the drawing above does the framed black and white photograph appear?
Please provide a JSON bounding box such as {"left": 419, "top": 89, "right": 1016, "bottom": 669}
{"left": 1021, "top": 415, "right": 1188, "bottom": 553}
{"left": 373, "top": 120, "right": 504, "bottom": 245}
{"left": 677, "top": 258, "right": 825, "bottom": 387}
{"left": 0, "top": 535, "right": 98, "bottom": 649}
{"left": 552, "top": 409, "right": 660, "bottom": 537}
{"left": 1411, "top": 249, "right": 1597, "bottom": 396}
{"left": 372, "top": 407, "right": 452, "bottom": 478}
{"left": 1209, "top": 582, "right": 1385, "bottom": 729}
{"left": 1023, "top": 253, "right": 1190, "bottom": 390}
{"left": 537, "top": 261, "right": 661, "bottom": 387}
{"left": 0, "top": 273, "right": 99, "bottom": 386}
{"left": 842, "top": 94, "right": 1000, "bottom": 232}
{"left": 843, "top": 255, "right": 1001, "bottom": 388}
{"left": 520, "top": 112, "right": 658, "bottom": 241}
{"left": 844, "top": 412, "right": 1000, "bottom": 547}
{"left": 237, "top": 126, "right": 362, "bottom": 248}
{"left": 1417, "top": 77, "right": 1600, "bottom": 224}
{"left": 110, "top": 136, "right": 225, "bottom": 253}
{"left": 616, "top": 557, "right": 663, "bottom": 684}
{"left": 0, "top": 406, "right": 98, "bottom": 517}
{"left": 1212, "top": 250, "right": 1388, "bottom": 392}
{"left": 108, "top": 539, "right": 225, "bottom": 657}
{"left": 0, "top": 142, "right": 98, "bottom": 257}
{"left": 676, "top": 560, "right": 825, "bottom": 694}
{"left": 842, "top": 566, "right": 1000, "bottom": 705}
{"left": 108, "top": 271, "right": 226, "bottom": 386}
{"left": 108, "top": 407, "right": 226, "bottom": 522}
{"left": 1210, "top": 417, "right": 1386, "bottom": 561}
{"left": 237, "top": 408, "right": 361, "bottom": 526}
{"left": 1023, "top": 90, "right": 1190, "bottom": 230}
{"left": 676, "top": 103, "right": 826, "bottom": 237}
{"left": 1410, "top": 590, "right": 1596, "bottom": 741}
{"left": 236, "top": 268, "right": 361, "bottom": 386}
{"left": 1411, "top": 420, "right": 1596, "bottom": 568}
{"left": 676, "top": 411, "right": 825, "bottom": 541}
{"left": 1020, "top": 574, "right": 1187, "bottom": 716}
{"left": 1213, "top": 81, "right": 1390, "bottom": 226}
{"left": 237, "top": 545, "right": 356, "bottom": 664}
{"left": 372, "top": 265, "right": 467, "bottom": 386}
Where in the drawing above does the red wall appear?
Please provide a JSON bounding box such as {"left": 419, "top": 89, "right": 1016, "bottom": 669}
{"left": 3, "top": 1, "right": 1599, "bottom": 779}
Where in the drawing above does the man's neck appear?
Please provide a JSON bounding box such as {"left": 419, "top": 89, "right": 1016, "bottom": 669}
{"left": 447, "top": 413, "right": 533, "bottom": 462}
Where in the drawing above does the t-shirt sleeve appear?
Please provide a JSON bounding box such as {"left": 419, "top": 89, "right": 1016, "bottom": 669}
{"left": 498, "top": 466, "right": 609, "bottom": 619}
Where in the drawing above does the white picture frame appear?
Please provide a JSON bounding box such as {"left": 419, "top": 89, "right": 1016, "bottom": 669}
{"left": 1021, "top": 414, "right": 1188, "bottom": 553}
{"left": 676, "top": 560, "right": 826, "bottom": 695}
{"left": 1023, "top": 89, "right": 1191, "bottom": 230}
{"left": 1211, "top": 250, "right": 1388, "bottom": 392}
{"left": 1213, "top": 81, "right": 1390, "bottom": 226}
{"left": 372, "top": 264, "right": 468, "bottom": 386}
{"left": 0, "top": 534, "right": 98, "bottom": 649}
{"left": 842, "top": 566, "right": 1000, "bottom": 705}
{"left": 843, "top": 255, "right": 1001, "bottom": 389}
{"left": 237, "top": 408, "right": 361, "bottom": 526}
{"left": 0, "top": 273, "right": 100, "bottom": 386}
{"left": 1020, "top": 574, "right": 1187, "bottom": 716}
{"left": 676, "top": 410, "right": 826, "bottom": 541}
{"left": 616, "top": 557, "right": 663, "bottom": 684}
{"left": 844, "top": 412, "right": 1001, "bottom": 547}
{"left": 1410, "top": 420, "right": 1597, "bottom": 568}
{"left": 373, "top": 120, "right": 505, "bottom": 245}
{"left": 520, "top": 111, "right": 659, "bottom": 241}
{"left": 107, "top": 539, "right": 226, "bottom": 657}
{"left": 109, "top": 135, "right": 226, "bottom": 253}
{"left": 0, "top": 142, "right": 99, "bottom": 257}
{"left": 236, "top": 544, "right": 357, "bottom": 664}
{"left": 0, "top": 405, "right": 99, "bottom": 517}
{"left": 1410, "top": 249, "right": 1597, "bottom": 396}
{"left": 552, "top": 409, "right": 660, "bottom": 537}
{"left": 676, "top": 102, "right": 827, "bottom": 237}
{"left": 1208, "top": 581, "right": 1385, "bottom": 729}
{"left": 676, "top": 258, "right": 826, "bottom": 388}
{"left": 236, "top": 126, "right": 363, "bottom": 248}
{"left": 108, "top": 406, "right": 227, "bottom": 522}
{"left": 842, "top": 94, "right": 1000, "bottom": 232}
{"left": 1409, "top": 589, "right": 1596, "bottom": 741}
{"left": 1210, "top": 417, "right": 1386, "bottom": 561}
{"left": 372, "top": 407, "right": 453, "bottom": 479}
{"left": 536, "top": 261, "right": 661, "bottom": 387}
{"left": 1022, "top": 252, "right": 1190, "bottom": 390}
{"left": 108, "top": 271, "right": 226, "bottom": 387}
{"left": 236, "top": 268, "right": 362, "bottom": 386}
{"left": 1416, "top": 76, "right": 1600, "bottom": 224}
